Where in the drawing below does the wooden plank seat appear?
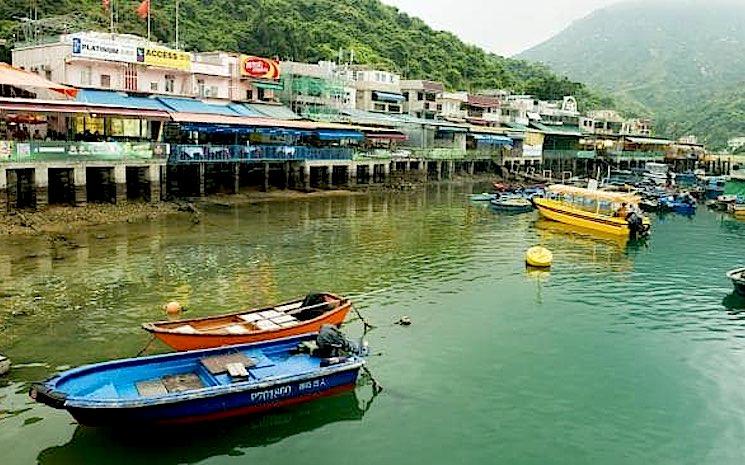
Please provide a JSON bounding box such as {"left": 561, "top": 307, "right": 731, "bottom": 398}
{"left": 200, "top": 352, "right": 256, "bottom": 375}
{"left": 136, "top": 373, "right": 204, "bottom": 397}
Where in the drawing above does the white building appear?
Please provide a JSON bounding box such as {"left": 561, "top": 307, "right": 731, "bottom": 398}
{"left": 337, "top": 66, "right": 404, "bottom": 114}
{"left": 728, "top": 137, "right": 745, "bottom": 153}
{"left": 11, "top": 31, "right": 281, "bottom": 103}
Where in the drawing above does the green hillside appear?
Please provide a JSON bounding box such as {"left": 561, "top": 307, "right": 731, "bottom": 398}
{"left": 0, "top": 0, "right": 613, "bottom": 110}
{"left": 519, "top": 0, "right": 745, "bottom": 149}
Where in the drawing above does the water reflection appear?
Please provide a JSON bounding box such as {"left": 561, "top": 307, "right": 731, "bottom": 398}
{"left": 37, "top": 384, "right": 378, "bottom": 465}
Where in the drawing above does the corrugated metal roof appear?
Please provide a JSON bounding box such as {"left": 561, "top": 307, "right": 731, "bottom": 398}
{"left": 76, "top": 89, "right": 169, "bottom": 111}
{"left": 157, "top": 97, "right": 240, "bottom": 116}
{"left": 245, "top": 103, "right": 302, "bottom": 120}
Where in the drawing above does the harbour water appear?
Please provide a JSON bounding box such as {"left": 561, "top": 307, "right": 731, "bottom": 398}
{"left": 2, "top": 184, "right": 745, "bottom": 465}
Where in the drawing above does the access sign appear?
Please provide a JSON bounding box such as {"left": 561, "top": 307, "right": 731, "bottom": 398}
{"left": 240, "top": 56, "right": 280, "bottom": 79}
{"left": 139, "top": 46, "right": 191, "bottom": 71}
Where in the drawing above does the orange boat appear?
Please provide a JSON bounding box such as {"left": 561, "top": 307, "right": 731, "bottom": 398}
{"left": 142, "top": 293, "right": 352, "bottom": 351}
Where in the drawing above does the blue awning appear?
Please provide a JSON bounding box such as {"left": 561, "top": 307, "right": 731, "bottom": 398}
{"left": 436, "top": 126, "right": 468, "bottom": 133}
{"left": 315, "top": 130, "right": 365, "bottom": 141}
{"left": 157, "top": 97, "right": 242, "bottom": 116}
{"left": 373, "top": 91, "right": 406, "bottom": 103}
{"left": 179, "top": 123, "right": 311, "bottom": 136}
{"left": 76, "top": 89, "right": 169, "bottom": 111}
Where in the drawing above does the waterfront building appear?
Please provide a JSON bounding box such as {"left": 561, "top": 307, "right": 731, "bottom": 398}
{"left": 728, "top": 137, "right": 745, "bottom": 153}
{"left": 463, "top": 94, "right": 501, "bottom": 126}
{"left": 336, "top": 66, "right": 404, "bottom": 114}
{"left": 400, "top": 80, "right": 444, "bottom": 120}
{"left": 437, "top": 92, "right": 468, "bottom": 122}
{"left": 278, "top": 61, "right": 355, "bottom": 119}
{"left": 11, "top": 31, "right": 281, "bottom": 104}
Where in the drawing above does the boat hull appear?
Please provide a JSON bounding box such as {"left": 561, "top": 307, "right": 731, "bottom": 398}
{"left": 533, "top": 198, "right": 631, "bottom": 237}
{"left": 727, "top": 268, "right": 745, "bottom": 297}
{"left": 148, "top": 307, "right": 350, "bottom": 351}
{"left": 60, "top": 373, "right": 359, "bottom": 427}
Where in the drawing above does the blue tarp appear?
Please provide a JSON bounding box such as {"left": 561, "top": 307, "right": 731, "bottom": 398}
{"left": 373, "top": 91, "right": 406, "bottom": 103}
{"left": 76, "top": 89, "right": 169, "bottom": 111}
{"left": 179, "top": 123, "right": 310, "bottom": 136}
{"left": 157, "top": 97, "right": 242, "bottom": 116}
{"left": 472, "top": 134, "right": 512, "bottom": 144}
{"left": 315, "top": 130, "right": 365, "bottom": 141}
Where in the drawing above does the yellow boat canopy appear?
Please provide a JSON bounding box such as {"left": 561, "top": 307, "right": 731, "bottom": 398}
{"left": 547, "top": 185, "right": 641, "bottom": 204}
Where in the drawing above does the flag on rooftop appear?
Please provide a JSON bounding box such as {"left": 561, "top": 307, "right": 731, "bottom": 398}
{"left": 136, "top": 0, "right": 150, "bottom": 19}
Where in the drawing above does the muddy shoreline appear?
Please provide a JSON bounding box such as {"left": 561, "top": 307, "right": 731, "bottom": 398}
{"left": 0, "top": 176, "right": 497, "bottom": 237}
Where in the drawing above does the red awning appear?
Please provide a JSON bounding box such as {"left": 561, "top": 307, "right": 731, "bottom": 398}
{"left": 0, "top": 62, "right": 78, "bottom": 98}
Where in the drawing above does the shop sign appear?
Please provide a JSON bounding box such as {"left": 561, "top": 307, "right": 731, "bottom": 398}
{"left": 239, "top": 56, "right": 280, "bottom": 79}
{"left": 71, "top": 35, "right": 138, "bottom": 64}
{"left": 138, "top": 46, "right": 192, "bottom": 71}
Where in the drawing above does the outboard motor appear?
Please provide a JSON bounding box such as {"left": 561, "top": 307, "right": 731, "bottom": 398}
{"left": 626, "top": 212, "right": 647, "bottom": 239}
{"left": 316, "top": 324, "right": 365, "bottom": 358}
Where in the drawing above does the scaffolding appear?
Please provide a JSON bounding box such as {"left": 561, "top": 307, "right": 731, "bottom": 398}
{"left": 280, "top": 74, "right": 348, "bottom": 121}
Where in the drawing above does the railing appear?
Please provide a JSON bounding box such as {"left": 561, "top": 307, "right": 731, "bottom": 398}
{"left": 0, "top": 140, "right": 166, "bottom": 163}
{"left": 542, "top": 149, "right": 597, "bottom": 160}
{"left": 605, "top": 150, "right": 666, "bottom": 160}
{"left": 401, "top": 148, "right": 504, "bottom": 160}
{"left": 169, "top": 144, "right": 354, "bottom": 163}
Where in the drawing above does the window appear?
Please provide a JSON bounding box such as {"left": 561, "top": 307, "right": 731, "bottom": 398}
{"left": 257, "top": 88, "right": 266, "bottom": 101}
{"left": 373, "top": 103, "right": 386, "bottom": 111}
{"left": 246, "top": 89, "right": 254, "bottom": 101}
{"left": 80, "top": 66, "right": 92, "bottom": 86}
{"left": 100, "top": 74, "right": 111, "bottom": 88}
{"left": 389, "top": 104, "right": 401, "bottom": 113}
{"left": 210, "top": 86, "right": 218, "bottom": 98}
{"left": 44, "top": 70, "right": 52, "bottom": 81}
{"left": 402, "top": 91, "right": 410, "bottom": 101}
{"left": 165, "top": 75, "right": 175, "bottom": 93}
{"left": 197, "top": 79, "right": 205, "bottom": 98}
{"left": 417, "top": 92, "right": 424, "bottom": 101}
{"left": 150, "top": 82, "right": 158, "bottom": 92}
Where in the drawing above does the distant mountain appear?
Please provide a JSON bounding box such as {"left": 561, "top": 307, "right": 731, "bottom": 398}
{"left": 519, "top": 0, "right": 745, "bottom": 149}
{"left": 0, "top": 0, "right": 612, "bottom": 109}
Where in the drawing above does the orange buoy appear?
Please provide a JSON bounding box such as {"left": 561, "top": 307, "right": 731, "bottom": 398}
{"left": 164, "top": 301, "right": 183, "bottom": 316}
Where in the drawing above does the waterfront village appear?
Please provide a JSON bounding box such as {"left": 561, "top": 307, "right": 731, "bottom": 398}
{"left": 0, "top": 30, "right": 736, "bottom": 211}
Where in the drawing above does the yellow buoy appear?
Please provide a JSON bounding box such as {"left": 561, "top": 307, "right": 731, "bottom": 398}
{"left": 526, "top": 246, "right": 553, "bottom": 268}
{"left": 163, "top": 301, "right": 183, "bottom": 316}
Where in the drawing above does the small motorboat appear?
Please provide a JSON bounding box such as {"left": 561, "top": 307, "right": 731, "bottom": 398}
{"left": 490, "top": 196, "right": 533, "bottom": 213}
{"left": 526, "top": 246, "right": 553, "bottom": 268}
{"left": 659, "top": 194, "right": 697, "bottom": 215}
{"left": 469, "top": 192, "right": 498, "bottom": 202}
{"left": 29, "top": 327, "right": 366, "bottom": 427}
{"left": 143, "top": 293, "right": 352, "bottom": 351}
{"left": 727, "top": 268, "right": 745, "bottom": 296}
{"left": 0, "top": 354, "right": 10, "bottom": 376}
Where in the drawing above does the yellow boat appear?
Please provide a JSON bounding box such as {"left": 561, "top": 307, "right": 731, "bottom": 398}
{"left": 533, "top": 185, "right": 651, "bottom": 238}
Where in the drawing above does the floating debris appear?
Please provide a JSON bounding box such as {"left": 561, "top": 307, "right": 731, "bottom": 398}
{"left": 396, "top": 316, "right": 412, "bottom": 326}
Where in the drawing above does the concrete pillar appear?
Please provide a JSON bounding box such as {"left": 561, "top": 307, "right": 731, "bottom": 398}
{"left": 73, "top": 166, "right": 87, "bottom": 207}
{"left": 467, "top": 161, "right": 475, "bottom": 176}
{"left": 326, "top": 166, "right": 333, "bottom": 189}
{"left": 348, "top": 163, "right": 357, "bottom": 187}
{"left": 303, "top": 163, "right": 311, "bottom": 191}
{"left": 0, "top": 167, "right": 7, "bottom": 212}
{"left": 113, "top": 164, "right": 126, "bottom": 204}
{"left": 283, "top": 162, "right": 291, "bottom": 189}
{"left": 382, "top": 162, "right": 390, "bottom": 183}
{"left": 262, "top": 162, "right": 270, "bottom": 192}
{"left": 35, "top": 166, "right": 48, "bottom": 209}
{"left": 233, "top": 162, "right": 241, "bottom": 194}
{"left": 198, "top": 163, "right": 206, "bottom": 197}
{"left": 435, "top": 161, "right": 442, "bottom": 181}
{"left": 146, "top": 164, "right": 161, "bottom": 203}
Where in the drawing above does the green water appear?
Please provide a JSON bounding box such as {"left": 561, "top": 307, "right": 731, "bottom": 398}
{"left": 2, "top": 185, "right": 745, "bottom": 465}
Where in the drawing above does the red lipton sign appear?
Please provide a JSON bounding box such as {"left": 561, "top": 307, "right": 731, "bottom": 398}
{"left": 240, "top": 56, "right": 280, "bottom": 79}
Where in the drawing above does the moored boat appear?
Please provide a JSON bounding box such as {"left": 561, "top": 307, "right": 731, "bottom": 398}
{"left": 469, "top": 192, "right": 498, "bottom": 202}
{"left": 490, "top": 196, "right": 533, "bottom": 213}
{"left": 658, "top": 193, "right": 697, "bottom": 215}
{"left": 143, "top": 293, "right": 352, "bottom": 351}
{"left": 29, "top": 329, "right": 366, "bottom": 427}
{"left": 727, "top": 268, "right": 745, "bottom": 296}
{"left": 533, "top": 185, "right": 651, "bottom": 238}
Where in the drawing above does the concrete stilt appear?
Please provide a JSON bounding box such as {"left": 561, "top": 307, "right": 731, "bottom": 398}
{"left": 262, "top": 162, "right": 270, "bottom": 192}
{"left": 35, "top": 166, "right": 48, "bottom": 209}
{"left": 73, "top": 166, "right": 87, "bottom": 207}
{"left": 146, "top": 165, "right": 161, "bottom": 202}
{"left": 0, "top": 167, "right": 6, "bottom": 212}
{"left": 382, "top": 162, "right": 390, "bottom": 184}
{"left": 114, "top": 165, "right": 127, "bottom": 204}
{"left": 348, "top": 163, "right": 356, "bottom": 187}
{"left": 232, "top": 162, "right": 241, "bottom": 194}
{"left": 303, "top": 164, "right": 311, "bottom": 191}
{"left": 198, "top": 163, "right": 206, "bottom": 197}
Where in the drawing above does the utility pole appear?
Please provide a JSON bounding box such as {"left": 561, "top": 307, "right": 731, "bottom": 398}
{"left": 175, "top": 0, "right": 179, "bottom": 49}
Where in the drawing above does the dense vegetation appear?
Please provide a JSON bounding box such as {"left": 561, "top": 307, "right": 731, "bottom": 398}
{"left": 519, "top": 0, "right": 745, "bottom": 150}
{"left": 0, "top": 0, "right": 613, "bottom": 110}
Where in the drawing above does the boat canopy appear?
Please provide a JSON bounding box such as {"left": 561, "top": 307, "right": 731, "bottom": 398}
{"left": 547, "top": 185, "right": 641, "bottom": 204}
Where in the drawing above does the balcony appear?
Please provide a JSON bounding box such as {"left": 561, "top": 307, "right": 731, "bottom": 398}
{"left": 543, "top": 149, "right": 597, "bottom": 160}
{"left": 0, "top": 140, "right": 166, "bottom": 163}
{"left": 405, "top": 148, "right": 504, "bottom": 160}
{"left": 169, "top": 144, "right": 354, "bottom": 163}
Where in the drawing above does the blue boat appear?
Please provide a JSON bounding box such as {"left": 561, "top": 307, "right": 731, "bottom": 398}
{"left": 490, "top": 196, "right": 534, "bottom": 213}
{"left": 29, "top": 330, "right": 365, "bottom": 427}
{"left": 469, "top": 192, "right": 498, "bottom": 202}
{"left": 659, "top": 194, "right": 697, "bottom": 214}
